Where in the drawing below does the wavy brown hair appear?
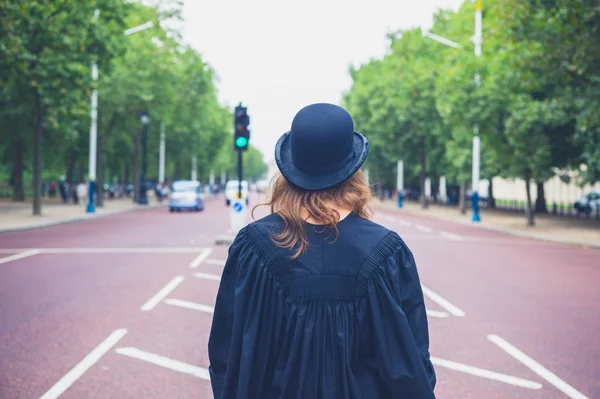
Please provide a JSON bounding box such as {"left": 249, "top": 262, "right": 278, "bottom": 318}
{"left": 253, "top": 170, "right": 372, "bottom": 258}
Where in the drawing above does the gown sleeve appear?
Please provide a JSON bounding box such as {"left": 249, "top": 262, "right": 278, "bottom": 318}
{"left": 208, "top": 229, "right": 246, "bottom": 398}
{"left": 364, "top": 232, "right": 436, "bottom": 398}
{"left": 396, "top": 239, "right": 437, "bottom": 390}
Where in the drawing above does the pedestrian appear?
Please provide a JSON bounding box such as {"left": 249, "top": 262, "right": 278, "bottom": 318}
{"left": 59, "top": 176, "right": 68, "bottom": 204}
{"left": 71, "top": 181, "right": 79, "bottom": 204}
{"left": 49, "top": 180, "right": 57, "bottom": 197}
{"left": 77, "top": 182, "right": 87, "bottom": 204}
{"left": 208, "top": 103, "right": 436, "bottom": 399}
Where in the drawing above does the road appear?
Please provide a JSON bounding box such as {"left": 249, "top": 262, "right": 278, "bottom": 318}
{"left": 0, "top": 195, "right": 598, "bottom": 399}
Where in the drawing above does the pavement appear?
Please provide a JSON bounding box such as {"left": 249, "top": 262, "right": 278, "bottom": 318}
{"left": 0, "top": 194, "right": 598, "bottom": 399}
{"left": 0, "top": 197, "right": 163, "bottom": 233}
{"left": 379, "top": 199, "right": 600, "bottom": 249}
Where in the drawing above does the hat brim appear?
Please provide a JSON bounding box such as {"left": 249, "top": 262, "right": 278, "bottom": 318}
{"left": 274, "top": 131, "right": 369, "bottom": 191}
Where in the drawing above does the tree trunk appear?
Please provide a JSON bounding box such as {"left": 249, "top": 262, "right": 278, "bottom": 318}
{"left": 459, "top": 182, "right": 467, "bottom": 214}
{"left": 11, "top": 138, "right": 25, "bottom": 201}
{"left": 133, "top": 129, "right": 141, "bottom": 203}
{"left": 124, "top": 161, "right": 130, "bottom": 185}
{"left": 66, "top": 148, "right": 76, "bottom": 184}
{"left": 174, "top": 162, "right": 181, "bottom": 182}
{"left": 77, "top": 160, "right": 84, "bottom": 183}
{"left": 535, "top": 181, "right": 548, "bottom": 213}
{"left": 525, "top": 175, "right": 535, "bottom": 226}
{"left": 96, "top": 133, "right": 104, "bottom": 207}
{"left": 33, "top": 89, "right": 43, "bottom": 216}
{"left": 487, "top": 178, "right": 496, "bottom": 209}
{"left": 420, "top": 136, "right": 428, "bottom": 209}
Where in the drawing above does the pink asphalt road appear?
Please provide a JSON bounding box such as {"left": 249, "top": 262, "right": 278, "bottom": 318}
{"left": 0, "top": 197, "right": 598, "bottom": 399}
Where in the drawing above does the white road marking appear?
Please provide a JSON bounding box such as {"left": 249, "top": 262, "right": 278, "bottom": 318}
{"left": 431, "top": 356, "right": 542, "bottom": 390}
{"left": 140, "top": 276, "right": 185, "bottom": 311}
{"left": 164, "top": 298, "right": 214, "bottom": 313}
{"left": 193, "top": 272, "right": 221, "bottom": 281}
{"left": 115, "top": 347, "right": 210, "bottom": 380}
{"left": 421, "top": 284, "right": 466, "bottom": 317}
{"left": 415, "top": 224, "right": 433, "bottom": 233}
{"left": 426, "top": 309, "right": 450, "bottom": 318}
{"left": 397, "top": 219, "right": 413, "bottom": 227}
{"left": 189, "top": 248, "right": 213, "bottom": 268}
{"left": 0, "top": 249, "right": 40, "bottom": 265}
{"left": 205, "top": 258, "right": 226, "bottom": 266}
{"left": 440, "top": 232, "right": 464, "bottom": 241}
{"left": 39, "top": 329, "right": 128, "bottom": 399}
{"left": 488, "top": 335, "right": 589, "bottom": 399}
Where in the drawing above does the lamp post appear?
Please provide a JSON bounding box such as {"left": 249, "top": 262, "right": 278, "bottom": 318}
{"left": 397, "top": 160, "right": 404, "bottom": 208}
{"left": 423, "top": 0, "right": 482, "bottom": 222}
{"left": 138, "top": 111, "right": 150, "bottom": 205}
{"left": 86, "top": 13, "right": 153, "bottom": 213}
{"left": 159, "top": 123, "right": 166, "bottom": 185}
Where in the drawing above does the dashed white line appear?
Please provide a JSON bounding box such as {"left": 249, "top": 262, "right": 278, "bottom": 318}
{"left": 440, "top": 232, "right": 464, "bottom": 241}
{"left": 397, "top": 219, "right": 412, "bottom": 227}
{"left": 189, "top": 248, "right": 213, "bottom": 268}
{"left": 39, "top": 329, "right": 128, "bottom": 399}
{"left": 164, "top": 298, "right": 214, "bottom": 313}
{"left": 426, "top": 309, "right": 450, "bottom": 318}
{"left": 431, "top": 356, "right": 543, "bottom": 390}
{"left": 205, "top": 258, "right": 226, "bottom": 266}
{"left": 140, "top": 276, "right": 184, "bottom": 311}
{"left": 193, "top": 272, "right": 221, "bottom": 281}
{"left": 115, "top": 347, "right": 210, "bottom": 380}
{"left": 488, "top": 335, "right": 589, "bottom": 399}
{"left": 0, "top": 249, "right": 40, "bottom": 265}
{"left": 415, "top": 224, "right": 433, "bottom": 233}
{"left": 421, "top": 284, "right": 466, "bottom": 317}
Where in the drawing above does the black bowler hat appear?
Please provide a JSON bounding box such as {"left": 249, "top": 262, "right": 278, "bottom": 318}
{"left": 275, "top": 103, "right": 369, "bottom": 191}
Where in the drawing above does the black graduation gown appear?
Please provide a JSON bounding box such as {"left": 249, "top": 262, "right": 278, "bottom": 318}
{"left": 208, "top": 213, "right": 436, "bottom": 399}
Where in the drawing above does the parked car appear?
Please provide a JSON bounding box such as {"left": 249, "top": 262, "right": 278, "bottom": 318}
{"left": 169, "top": 180, "right": 204, "bottom": 212}
{"left": 574, "top": 190, "right": 600, "bottom": 216}
{"left": 225, "top": 180, "right": 248, "bottom": 206}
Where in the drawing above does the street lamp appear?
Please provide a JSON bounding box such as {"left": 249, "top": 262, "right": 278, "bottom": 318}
{"left": 422, "top": 0, "right": 483, "bottom": 222}
{"left": 87, "top": 12, "right": 153, "bottom": 213}
{"left": 138, "top": 111, "right": 150, "bottom": 205}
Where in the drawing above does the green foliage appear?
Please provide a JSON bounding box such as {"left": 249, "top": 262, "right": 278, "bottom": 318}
{"left": 345, "top": 0, "right": 600, "bottom": 196}
{"left": 0, "top": 0, "right": 266, "bottom": 210}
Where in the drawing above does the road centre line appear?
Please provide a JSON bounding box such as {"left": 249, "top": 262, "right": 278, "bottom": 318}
{"left": 164, "top": 298, "right": 214, "bottom": 313}
{"left": 426, "top": 309, "right": 449, "bottom": 318}
{"left": 488, "top": 335, "right": 589, "bottom": 399}
{"left": 205, "top": 258, "right": 226, "bottom": 266}
{"left": 115, "top": 347, "right": 210, "bottom": 380}
{"left": 140, "top": 276, "right": 184, "bottom": 311}
{"left": 0, "top": 249, "right": 40, "bottom": 265}
{"left": 430, "top": 356, "right": 542, "bottom": 390}
{"left": 194, "top": 272, "right": 221, "bottom": 281}
{"left": 189, "top": 248, "right": 213, "bottom": 268}
{"left": 440, "top": 232, "right": 464, "bottom": 241}
{"left": 415, "top": 224, "right": 433, "bottom": 233}
{"left": 39, "top": 329, "right": 128, "bottom": 399}
{"left": 421, "top": 284, "right": 466, "bottom": 317}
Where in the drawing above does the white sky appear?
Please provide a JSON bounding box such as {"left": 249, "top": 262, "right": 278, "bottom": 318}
{"left": 182, "top": 0, "right": 464, "bottom": 161}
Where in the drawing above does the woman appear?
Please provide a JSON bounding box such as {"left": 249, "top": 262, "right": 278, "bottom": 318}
{"left": 208, "top": 103, "right": 436, "bottom": 399}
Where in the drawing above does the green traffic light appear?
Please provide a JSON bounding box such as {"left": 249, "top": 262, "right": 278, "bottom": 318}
{"left": 236, "top": 137, "right": 248, "bottom": 148}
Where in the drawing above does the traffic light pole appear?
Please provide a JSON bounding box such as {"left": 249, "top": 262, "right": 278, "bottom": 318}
{"left": 237, "top": 150, "right": 243, "bottom": 199}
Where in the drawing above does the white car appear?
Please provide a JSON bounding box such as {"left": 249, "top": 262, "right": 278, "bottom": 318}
{"left": 225, "top": 180, "right": 248, "bottom": 206}
{"left": 169, "top": 180, "right": 204, "bottom": 212}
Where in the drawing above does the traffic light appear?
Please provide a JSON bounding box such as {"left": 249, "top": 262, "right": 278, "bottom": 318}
{"left": 234, "top": 104, "right": 250, "bottom": 151}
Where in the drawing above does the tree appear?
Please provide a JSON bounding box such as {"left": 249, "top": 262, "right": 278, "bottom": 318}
{"left": 0, "top": 0, "right": 130, "bottom": 214}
